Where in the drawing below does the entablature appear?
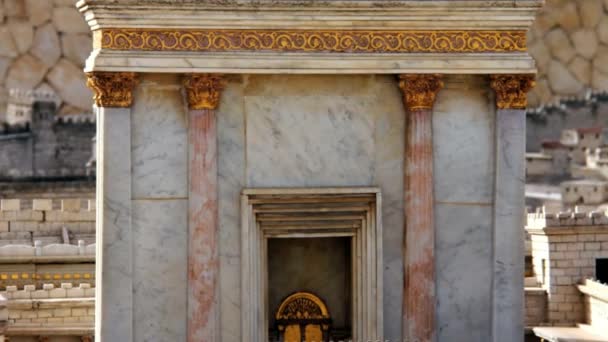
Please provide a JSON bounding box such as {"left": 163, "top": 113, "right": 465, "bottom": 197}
{"left": 76, "top": 0, "right": 544, "bottom": 74}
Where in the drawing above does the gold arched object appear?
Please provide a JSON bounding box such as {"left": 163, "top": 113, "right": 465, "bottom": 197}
{"left": 275, "top": 292, "right": 331, "bottom": 342}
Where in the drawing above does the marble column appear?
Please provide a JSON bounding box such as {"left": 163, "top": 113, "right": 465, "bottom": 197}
{"left": 86, "top": 72, "right": 139, "bottom": 341}
{"left": 398, "top": 74, "right": 443, "bottom": 342}
{"left": 183, "top": 74, "right": 225, "bottom": 342}
{"left": 490, "top": 75, "right": 535, "bottom": 342}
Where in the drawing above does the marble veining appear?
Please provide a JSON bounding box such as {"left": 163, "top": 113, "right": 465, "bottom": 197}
{"left": 492, "top": 109, "right": 526, "bottom": 341}
{"left": 435, "top": 204, "right": 493, "bottom": 341}
{"left": 215, "top": 75, "right": 407, "bottom": 341}
{"left": 131, "top": 74, "right": 188, "bottom": 199}
{"left": 188, "top": 108, "right": 220, "bottom": 342}
{"left": 371, "top": 76, "right": 405, "bottom": 342}
{"left": 218, "top": 81, "right": 246, "bottom": 342}
{"left": 245, "top": 95, "right": 375, "bottom": 187}
{"left": 97, "top": 107, "right": 133, "bottom": 341}
{"left": 433, "top": 76, "right": 495, "bottom": 204}
{"left": 132, "top": 199, "right": 188, "bottom": 342}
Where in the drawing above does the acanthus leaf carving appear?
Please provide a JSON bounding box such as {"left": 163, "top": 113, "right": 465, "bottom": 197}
{"left": 398, "top": 74, "right": 444, "bottom": 111}
{"left": 183, "top": 74, "right": 225, "bottom": 110}
{"left": 490, "top": 74, "right": 536, "bottom": 110}
{"left": 85, "top": 72, "right": 139, "bottom": 108}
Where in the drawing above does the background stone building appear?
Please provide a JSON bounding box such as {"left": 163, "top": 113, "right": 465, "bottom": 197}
{"left": 0, "top": 3, "right": 95, "bottom": 340}
{"left": 0, "top": 1, "right": 95, "bottom": 199}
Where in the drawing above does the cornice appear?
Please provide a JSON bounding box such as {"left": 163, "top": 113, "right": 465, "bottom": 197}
{"left": 77, "top": 1, "right": 543, "bottom": 31}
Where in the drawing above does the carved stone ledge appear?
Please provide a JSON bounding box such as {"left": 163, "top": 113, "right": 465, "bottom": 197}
{"left": 86, "top": 72, "right": 139, "bottom": 108}
{"left": 398, "top": 74, "right": 444, "bottom": 111}
{"left": 490, "top": 74, "right": 536, "bottom": 110}
{"left": 182, "top": 74, "right": 225, "bottom": 110}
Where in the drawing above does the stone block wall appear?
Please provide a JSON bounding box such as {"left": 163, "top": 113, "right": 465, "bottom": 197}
{"left": 528, "top": 0, "right": 608, "bottom": 107}
{"left": 0, "top": 120, "right": 95, "bottom": 180}
{"left": 527, "top": 211, "right": 608, "bottom": 325}
{"left": 525, "top": 288, "right": 547, "bottom": 327}
{"left": 0, "top": 198, "right": 95, "bottom": 246}
{"left": 0, "top": 0, "right": 92, "bottom": 118}
{"left": 1, "top": 282, "right": 94, "bottom": 341}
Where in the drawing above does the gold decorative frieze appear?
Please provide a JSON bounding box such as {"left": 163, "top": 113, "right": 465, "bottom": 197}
{"left": 183, "top": 74, "right": 225, "bottom": 110}
{"left": 490, "top": 74, "right": 536, "bottom": 109}
{"left": 99, "top": 29, "right": 526, "bottom": 53}
{"left": 86, "top": 72, "right": 139, "bottom": 108}
{"left": 398, "top": 74, "right": 444, "bottom": 111}
{"left": 0, "top": 272, "right": 93, "bottom": 280}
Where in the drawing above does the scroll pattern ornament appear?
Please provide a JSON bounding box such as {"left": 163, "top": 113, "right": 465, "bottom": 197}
{"left": 101, "top": 29, "right": 526, "bottom": 53}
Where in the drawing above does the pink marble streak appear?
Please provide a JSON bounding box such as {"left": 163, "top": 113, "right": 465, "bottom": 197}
{"left": 404, "top": 108, "right": 436, "bottom": 342}
{"left": 188, "top": 108, "right": 219, "bottom": 342}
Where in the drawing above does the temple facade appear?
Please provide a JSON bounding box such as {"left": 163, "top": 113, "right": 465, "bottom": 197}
{"left": 77, "top": 1, "right": 543, "bottom": 341}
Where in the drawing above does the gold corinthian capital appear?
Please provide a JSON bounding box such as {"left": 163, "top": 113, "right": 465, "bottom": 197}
{"left": 398, "top": 74, "right": 444, "bottom": 111}
{"left": 490, "top": 74, "right": 536, "bottom": 110}
{"left": 183, "top": 74, "right": 226, "bottom": 110}
{"left": 86, "top": 72, "right": 139, "bottom": 108}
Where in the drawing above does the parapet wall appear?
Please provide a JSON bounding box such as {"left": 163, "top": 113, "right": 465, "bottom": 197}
{"left": 526, "top": 209, "right": 608, "bottom": 229}
{"left": 0, "top": 198, "right": 95, "bottom": 246}
{"left": 1, "top": 282, "right": 95, "bottom": 339}
{"left": 1, "top": 282, "right": 94, "bottom": 300}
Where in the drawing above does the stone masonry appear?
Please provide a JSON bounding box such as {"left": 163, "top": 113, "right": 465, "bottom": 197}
{"left": 0, "top": 0, "right": 92, "bottom": 118}
{"left": 525, "top": 286, "right": 547, "bottom": 327}
{"left": 528, "top": 0, "right": 608, "bottom": 107}
{"left": 0, "top": 97, "right": 95, "bottom": 180}
{"left": 0, "top": 198, "right": 96, "bottom": 247}
{"left": 579, "top": 279, "right": 608, "bottom": 330}
{"left": 526, "top": 210, "right": 608, "bottom": 325}
{"left": 0, "top": 197, "right": 95, "bottom": 341}
{"left": 1, "top": 282, "right": 94, "bottom": 341}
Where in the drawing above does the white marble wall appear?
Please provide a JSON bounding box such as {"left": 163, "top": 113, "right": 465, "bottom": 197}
{"left": 217, "top": 75, "right": 404, "bottom": 342}
{"left": 130, "top": 74, "right": 189, "bottom": 341}
{"left": 115, "top": 73, "right": 520, "bottom": 342}
{"left": 433, "top": 75, "right": 497, "bottom": 341}
{"left": 96, "top": 106, "right": 133, "bottom": 341}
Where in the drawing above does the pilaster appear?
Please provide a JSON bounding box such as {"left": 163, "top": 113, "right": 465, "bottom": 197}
{"left": 86, "top": 72, "right": 139, "bottom": 342}
{"left": 490, "top": 74, "right": 535, "bottom": 342}
{"left": 398, "top": 74, "right": 443, "bottom": 342}
{"left": 184, "top": 74, "right": 225, "bottom": 342}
